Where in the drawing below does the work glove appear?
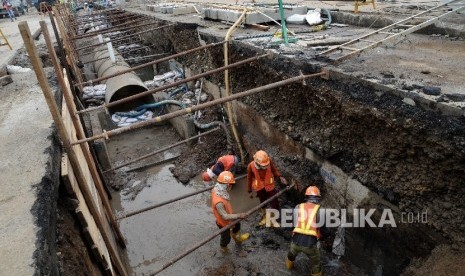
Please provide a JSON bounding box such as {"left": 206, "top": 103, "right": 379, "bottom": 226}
{"left": 239, "top": 213, "right": 248, "bottom": 219}
{"left": 280, "top": 176, "right": 288, "bottom": 185}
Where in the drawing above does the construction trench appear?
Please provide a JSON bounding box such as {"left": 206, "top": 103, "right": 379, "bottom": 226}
{"left": 16, "top": 0, "right": 465, "bottom": 275}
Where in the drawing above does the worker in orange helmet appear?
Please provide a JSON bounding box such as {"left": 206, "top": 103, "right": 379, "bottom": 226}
{"left": 286, "top": 186, "right": 330, "bottom": 276}
{"left": 202, "top": 154, "right": 239, "bottom": 185}
{"left": 212, "top": 171, "right": 250, "bottom": 253}
{"left": 247, "top": 150, "right": 287, "bottom": 227}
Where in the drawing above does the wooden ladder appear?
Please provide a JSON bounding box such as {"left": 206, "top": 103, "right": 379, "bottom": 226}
{"left": 318, "top": 0, "right": 465, "bottom": 63}
{"left": 354, "top": 0, "right": 376, "bottom": 14}
{"left": 0, "top": 28, "right": 12, "bottom": 50}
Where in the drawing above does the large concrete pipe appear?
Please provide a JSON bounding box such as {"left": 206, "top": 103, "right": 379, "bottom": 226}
{"left": 93, "top": 45, "right": 154, "bottom": 113}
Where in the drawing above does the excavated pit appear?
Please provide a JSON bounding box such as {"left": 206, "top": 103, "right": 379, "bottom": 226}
{"left": 80, "top": 12, "right": 465, "bottom": 276}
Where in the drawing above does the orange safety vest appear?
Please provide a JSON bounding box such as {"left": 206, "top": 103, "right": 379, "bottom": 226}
{"left": 217, "top": 155, "right": 236, "bottom": 171}
{"left": 212, "top": 189, "right": 233, "bottom": 227}
{"left": 293, "top": 203, "right": 321, "bottom": 238}
{"left": 250, "top": 162, "right": 275, "bottom": 192}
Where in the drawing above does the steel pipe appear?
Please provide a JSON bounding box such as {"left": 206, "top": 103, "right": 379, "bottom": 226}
{"left": 149, "top": 182, "right": 296, "bottom": 275}
{"left": 77, "top": 53, "right": 267, "bottom": 114}
{"left": 104, "top": 128, "right": 220, "bottom": 172}
{"left": 71, "top": 71, "right": 328, "bottom": 145}
{"left": 76, "top": 40, "right": 226, "bottom": 87}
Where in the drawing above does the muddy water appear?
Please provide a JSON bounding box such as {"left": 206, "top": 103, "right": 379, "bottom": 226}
{"left": 107, "top": 125, "right": 343, "bottom": 275}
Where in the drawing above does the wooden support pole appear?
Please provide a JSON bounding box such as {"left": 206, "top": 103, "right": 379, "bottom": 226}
{"left": 39, "top": 20, "right": 126, "bottom": 248}
{"left": 18, "top": 21, "right": 128, "bottom": 276}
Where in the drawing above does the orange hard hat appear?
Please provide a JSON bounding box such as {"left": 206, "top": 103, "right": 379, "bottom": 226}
{"left": 202, "top": 172, "right": 212, "bottom": 182}
{"left": 305, "top": 186, "right": 320, "bottom": 197}
{"left": 217, "top": 171, "right": 235, "bottom": 184}
{"left": 253, "top": 150, "right": 270, "bottom": 167}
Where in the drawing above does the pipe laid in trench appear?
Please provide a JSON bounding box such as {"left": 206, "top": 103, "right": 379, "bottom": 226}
{"left": 72, "top": 71, "right": 328, "bottom": 145}
{"left": 92, "top": 43, "right": 153, "bottom": 113}
{"left": 150, "top": 182, "right": 296, "bottom": 276}
{"left": 117, "top": 175, "right": 247, "bottom": 220}
{"left": 76, "top": 53, "right": 268, "bottom": 114}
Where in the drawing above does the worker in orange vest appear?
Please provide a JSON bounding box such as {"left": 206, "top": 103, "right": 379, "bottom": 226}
{"left": 286, "top": 186, "right": 330, "bottom": 276}
{"left": 247, "top": 150, "right": 287, "bottom": 226}
{"left": 202, "top": 154, "right": 239, "bottom": 185}
{"left": 212, "top": 171, "right": 250, "bottom": 253}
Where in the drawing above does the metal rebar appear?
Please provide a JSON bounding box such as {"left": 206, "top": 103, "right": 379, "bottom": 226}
{"left": 126, "top": 155, "right": 180, "bottom": 172}
{"left": 77, "top": 53, "right": 266, "bottom": 114}
{"left": 72, "top": 20, "right": 159, "bottom": 40}
{"left": 105, "top": 128, "right": 220, "bottom": 172}
{"left": 83, "top": 51, "right": 167, "bottom": 65}
{"left": 149, "top": 182, "right": 296, "bottom": 275}
{"left": 78, "top": 40, "right": 145, "bottom": 57}
{"left": 76, "top": 24, "right": 175, "bottom": 51}
{"left": 75, "top": 14, "right": 141, "bottom": 30}
{"left": 75, "top": 40, "right": 226, "bottom": 87}
{"left": 72, "top": 71, "right": 328, "bottom": 145}
{"left": 117, "top": 175, "right": 247, "bottom": 220}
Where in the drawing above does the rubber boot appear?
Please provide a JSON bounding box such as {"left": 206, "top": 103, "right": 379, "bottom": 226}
{"left": 258, "top": 209, "right": 266, "bottom": 226}
{"left": 231, "top": 231, "right": 250, "bottom": 243}
{"left": 220, "top": 246, "right": 229, "bottom": 253}
{"left": 311, "top": 272, "right": 323, "bottom": 276}
{"left": 285, "top": 257, "right": 294, "bottom": 270}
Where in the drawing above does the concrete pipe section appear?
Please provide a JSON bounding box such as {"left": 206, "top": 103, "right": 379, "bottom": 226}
{"left": 93, "top": 45, "right": 154, "bottom": 113}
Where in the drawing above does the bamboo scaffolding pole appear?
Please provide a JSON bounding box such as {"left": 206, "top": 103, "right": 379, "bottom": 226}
{"left": 76, "top": 40, "right": 225, "bottom": 87}
{"left": 77, "top": 53, "right": 266, "bottom": 115}
{"left": 117, "top": 175, "right": 247, "bottom": 220}
{"left": 150, "top": 182, "right": 296, "bottom": 275}
{"left": 19, "top": 21, "right": 128, "bottom": 276}
{"left": 104, "top": 127, "right": 220, "bottom": 172}
{"left": 40, "top": 21, "right": 126, "bottom": 248}
{"left": 72, "top": 70, "right": 328, "bottom": 145}
{"left": 76, "top": 24, "right": 175, "bottom": 51}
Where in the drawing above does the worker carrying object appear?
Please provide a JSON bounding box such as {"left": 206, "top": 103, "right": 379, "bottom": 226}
{"left": 211, "top": 171, "right": 250, "bottom": 254}
{"left": 247, "top": 150, "right": 287, "bottom": 227}
{"left": 286, "top": 186, "right": 330, "bottom": 276}
{"left": 202, "top": 154, "right": 239, "bottom": 185}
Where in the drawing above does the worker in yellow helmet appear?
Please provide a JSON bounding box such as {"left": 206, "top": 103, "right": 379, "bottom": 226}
{"left": 247, "top": 150, "right": 287, "bottom": 226}
{"left": 212, "top": 171, "right": 250, "bottom": 254}
{"left": 286, "top": 186, "right": 330, "bottom": 276}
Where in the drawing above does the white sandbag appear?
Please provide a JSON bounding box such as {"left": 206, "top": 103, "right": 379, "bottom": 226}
{"left": 6, "top": 65, "right": 32, "bottom": 74}
{"left": 125, "top": 118, "right": 139, "bottom": 123}
{"left": 286, "top": 13, "right": 307, "bottom": 24}
{"left": 306, "top": 9, "right": 323, "bottom": 26}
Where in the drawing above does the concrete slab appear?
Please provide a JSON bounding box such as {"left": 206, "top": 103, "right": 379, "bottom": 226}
{"left": 0, "top": 16, "right": 61, "bottom": 276}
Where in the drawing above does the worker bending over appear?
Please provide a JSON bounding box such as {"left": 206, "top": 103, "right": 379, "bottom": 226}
{"left": 203, "top": 154, "right": 239, "bottom": 185}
